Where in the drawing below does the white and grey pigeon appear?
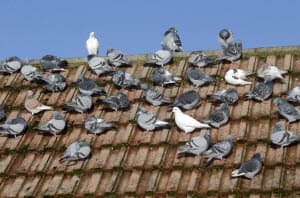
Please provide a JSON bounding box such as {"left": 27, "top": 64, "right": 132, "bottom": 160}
{"left": 86, "top": 32, "right": 99, "bottom": 55}
{"left": 141, "top": 84, "right": 171, "bottom": 106}
{"left": 112, "top": 70, "right": 140, "bottom": 89}
{"left": 62, "top": 94, "right": 92, "bottom": 113}
{"left": 151, "top": 67, "right": 181, "bottom": 87}
{"left": 161, "top": 27, "right": 183, "bottom": 52}
{"left": 202, "top": 135, "right": 233, "bottom": 166}
{"left": 0, "top": 117, "right": 27, "bottom": 138}
{"left": 207, "top": 88, "right": 239, "bottom": 105}
{"left": 177, "top": 131, "right": 211, "bottom": 158}
{"left": 135, "top": 107, "right": 169, "bottom": 131}
{"left": 0, "top": 106, "right": 5, "bottom": 121}
{"left": 39, "top": 74, "right": 67, "bottom": 92}
{"left": 231, "top": 153, "right": 264, "bottom": 179}
{"left": 273, "top": 98, "right": 300, "bottom": 123}
{"left": 107, "top": 48, "right": 131, "bottom": 67}
{"left": 245, "top": 79, "right": 273, "bottom": 102}
{"left": 187, "top": 67, "right": 215, "bottom": 87}
{"left": 24, "top": 90, "right": 52, "bottom": 115}
{"left": 257, "top": 63, "right": 287, "bottom": 82}
{"left": 87, "top": 55, "right": 113, "bottom": 76}
{"left": 21, "top": 64, "right": 44, "bottom": 81}
{"left": 77, "top": 75, "right": 106, "bottom": 96}
{"left": 287, "top": 84, "right": 300, "bottom": 103}
{"left": 225, "top": 68, "right": 252, "bottom": 85}
{"left": 84, "top": 116, "right": 114, "bottom": 135}
{"left": 171, "top": 90, "right": 201, "bottom": 110}
{"left": 202, "top": 103, "right": 230, "bottom": 128}
{"left": 217, "top": 41, "right": 242, "bottom": 62}
{"left": 60, "top": 141, "right": 91, "bottom": 163}
{"left": 172, "top": 107, "right": 210, "bottom": 133}
{"left": 97, "top": 92, "right": 129, "bottom": 111}
{"left": 36, "top": 111, "right": 66, "bottom": 136}
{"left": 270, "top": 121, "right": 300, "bottom": 147}
{"left": 188, "top": 51, "right": 216, "bottom": 67}
{"left": 0, "top": 56, "right": 23, "bottom": 74}
{"left": 144, "top": 50, "right": 172, "bottom": 67}
{"left": 40, "top": 55, "right": 67, "bottom": 72}
{"left": 218, "top": 29, "right": 234, "bottom": 50}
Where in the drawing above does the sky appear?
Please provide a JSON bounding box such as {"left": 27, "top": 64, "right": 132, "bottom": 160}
{"left": 0, "top": 0, "right": 299, "bottom": 60}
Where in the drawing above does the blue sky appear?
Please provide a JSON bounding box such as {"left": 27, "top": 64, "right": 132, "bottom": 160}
{"left": 0, "top": 0, "right": 299, "bottom": 60}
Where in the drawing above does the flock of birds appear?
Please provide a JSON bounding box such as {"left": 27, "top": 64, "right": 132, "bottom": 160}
{"left": 0, "top": 28, "right": 300, "bottom": 180}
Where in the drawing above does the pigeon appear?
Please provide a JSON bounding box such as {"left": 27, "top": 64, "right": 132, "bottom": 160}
{"left": 60, "top": 141, "right": 91, "bottom": 163}
{"left": 35, "top": 111, "right": 66, "bottom": 135}
{"left": 207, "top": 88, "right": 239, "bottom": 105}
{"left": 172, "top": 107, "right": 210, "bottom": 133}
{"left": 87, "top": 55, "right": 113, "bottom": 76}
{"left": 202, "top": 103, "right": 230, "bottom": 128}
{"left": 161, "top": 27, "right": 183, "bottom": 52}
{"left": 141, "top": 84, "right": 171, "bottom": 106}
{"left": 231, "top": 153, "right": 264, "bottom": 179}
{"left": 187, "top": 67, "right": 215, "bottom": 87}
{"left": 0, "top": 106, "right": 5, "bottom": 121}
{"left": 171, "top": 90, "right": 201, "bottom": 110}
{"left": 24, "top": 90, "right": 52, "bottom": 115}
{"left": 217, "top": 41, "right": 242, "bottom": 62}
{"left": 135, "top": 107, "right": 169, "bottom": 131}
{"left": 40, "top": 55, "right": 67, "bottom": 72}
{"left": 151, "top": 67, "right": 181, "bottom": 87}
{"left": 97, "top": 92, "right": 129, "bottom": 111}
{"left": 188, "top": 51, "right": 216, "bottom": 67}
{"left": 225, "top": 68, "right": 252, "bottom": 85}
{"left": 287, "top": 84, "right": 300, "bottom": 103}
{"left": 0, "top": 56, "right": 23, "bottom": 74}
{"left": 177, "top": 131, "right": 211, "bottom": 157}
{"left": 77, "top": 75, "right": 106, "bottom": 96}
{"left": 270, "top": 121, "right": 300, "bottom": 147}
{"left": 107, "top": 48, "right": 131, "bottom": 67}
{"left": 62, "top": 94, "right": 92, "bottom": 113}
{"left": 144, "top": 50, "right": 172, "bottom": 67}
{"left": 112, "top": 70, "right": 140, "bottom": 89}
{"left": 21, "top": 64, "right": 44, "bottom": 81}
{"left": 273, "top": 98, "right": 300, "bottom": 123}
{"left": 86, "top": 32, "right": 99, "bottom": 55}
{"left": 84, "top": 116, "right": 114, "bottom": 135}
{"left": 257, "top": 63, "right": 287, "bottom": 82}
{"left": 202, "top": 135, "right": 233, "bottom": 165}
{"left": 218, "top": 29, "right": 233, "bottom": 50}
{"left": 245, "top": 79, "right": 273, "bottom": 102}
{"left": 0, "top": 117, "right": 27, "bottom": 138}
{"left": 39, "top": 74, "right": 67, "bottom": 92}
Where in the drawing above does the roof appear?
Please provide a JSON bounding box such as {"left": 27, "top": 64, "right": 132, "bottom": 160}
{"left": 1, "top": 46, "right": 300, "bottom": 197}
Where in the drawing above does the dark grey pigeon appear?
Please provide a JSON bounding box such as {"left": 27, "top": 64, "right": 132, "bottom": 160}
{"left": 207, "top": 88, "right": 239, "bottom": 105}
{"left": 151, "top": 67, "right": 181, "bottom": 87}
{"left": 87, "top": 55, "right": 113, "bottom": 76}
{"left": 0, "top": 106, "right": 6, "bottom": 121}
{"left": 171, "top": 90, "right": 201, "bottom": 110}
{"left": 161, "top": 27, "right": 183, "bottom": 52}
{"left": 112, "top": 70, "right": 140, "bottom": 89}
{"left": 188, "top": 51, "right": 216, "bottom": 67}
{"left": 144, "top": 50, "right": 172, "bottom": 67}
{"left": 232, "top": 153, "right": 263, "bottom": 179}
{"left": 135, "top": 107, "right": 169, "bottom": 131}
{"left": 36, "top": 111, "right": 66, "bottom": 136}
{"left": 40, "top": 55, "right": 68, "bottom": 72}
{"left": 202, "top": 135, "right": 233, "bottom": 166}
{"left": 0, "top": 56, "right": 23, "bottom": 74}
{"left": 245, "top": 79, "right": 273, "bottom": 102}
{"left": 217, "top": 41, "right": 243, "bottom": 62}
{"left": 141, "top": 84, "right": 171, "bottom": 106}
{"left": 287, "top": 84, "right": 300, "bottom": 103}
{"left": 0, "top": 117, "right": 27, "bottom": 138}
{"left": 273, "top": 98, "right": 300, "bottom": 123}
{"left": 39, "top": 74, "right": 67, "bottom": 92}
{"left": 97, "top": 92, "right": 129, "bottom": 111}
{"left": 203, "top": 103, "right": 230, "bottom": 128}
{"left": 107, "top": 48, "right": 131, "bottom": 67}
{"left": 218, "top": 29, "right": 233, "bottom": 50}
{"left": 177, "top": 131, "right": 211, "bottom": 158}
{"left": 187, "top": 67, "right": 215, "bottom": 87}
{"left": 62, "top": 94, "right": 92, "bottom": 113}
{"left": 77, "top": 75, "right": 106, "bottom": 96}
{"left": 84, "top": 116, "right": 115, "bottom": 135}
{"left": 21, "top": 64, "right": 44, "bottom": 81}
{"left": 60, "top": 141, "right": 91, "bottom": 163}
{"left": 270, "top": 121, "right": 300, "bottom": 147}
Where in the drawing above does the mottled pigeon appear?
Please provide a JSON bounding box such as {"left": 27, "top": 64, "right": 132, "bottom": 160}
{"left": 107, "top": 48, "right": 131, "bottom": 67}
{"left": 145, "top": 50, "right": 172, "bottom": 67}
{"left": 217, "top": 41, "right": 242, "bottom": 62}
{"left": 161, "top": 27, "right": 183, "bottom": 52}
{"left": 171, "top": 90, "right": 200, "bottom": 110}
{"left": 62, "top": 94, "right": 92, "bottom": 113}
{"left": 270, "top": 121, "right": 300, "bottom": 147}
{"left": 135, "top": 107, "right": 169, "bottom": 131}
{"left": 202, "top": 103, "right": 230, "bottom": 128}
{"left": 188, "top": 51, "right": 216, "bottom": 67}
{"left": 87, "top": 55, "right": 113, "bottom": 76}
{"left": 112, "top": 70, "right": 140, "bottom": 89}
{"left": 141, "top": 84, "right": 171, "bottom": 106}
{"left": 60, "top": 141, "right": 91, "bottom": 163}
{"left": 97, "top": 92, "right": 129, "bottom": 111}
{"left": 187, "top": 67, "right": 215, "bottom": 87}
{"left": 86, "top": 32, "right": 99, "bottom": 55}
{"left": 245, "top": 79, "right": 273, "bottom": 102}
{"left": 36, "top": 111, "right": 66, "bottom": 135}
{"left": 84, "top": 116, "right": 114, "bottom": 135}
{"left": 207, "top": 88, "right": 239, "bottom": 105}
{"left": 151, "top": 67, "right": 181, "bottom": 87}
{"left": 273, "top": 98, "right": 300, "bottom": 123}
{"left": 0, "top": 117, "right": 27, "bottom": 138}
{"left": 40, "top": 55, "right": 67, "bottom": 72}
{"left": 77, "top": 75, "right": 106, "bottom": 96}
{"left": 39, "top": 74, "right": 67, "bottom": 92}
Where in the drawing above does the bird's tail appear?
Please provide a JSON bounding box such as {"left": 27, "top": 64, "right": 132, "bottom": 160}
{"left": 199, "top": 119, "right": 212, "bottom": 128}
{"left": 95, "top": 87, "right": 106, "bottom": 95}
{"left": 207, "top": 94, "right": 222, "bottom": 102}
{"left": 244, "top": 92, "right": 255, "bottom": 100}
{"left": 239, "top": 80, "right": 252, "bottom": 85}
{"left": 204, "top": 157, "right": 214, "bottom": 166}
{"left": 231, "top": 169, "right": 244, "bottom": 177}
{"left": 38, "top": 105, "right": 53, "bottom": 111}
{"left": 59, "top": 154, "right": 69, "bottom": 162}
{"left": 280, "top": 69, "right": 288, "bottom": 75}
{"left": 62, "top": 103, "right": 75, "bottom": 112}
{"left": 155, "top": 120, "right": 170, "bottom": 129}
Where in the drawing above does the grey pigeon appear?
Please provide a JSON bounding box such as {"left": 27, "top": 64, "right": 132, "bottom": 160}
{"left": 84, "top": 116, "right": 114, "bottom": 135}
{"left": 231, "top": 153, "right": 263, "bottom": 179}
{"left": 151, "top": 67, "right": 181, "bottom": 87}
{"left": 62, "top": 94, "right": 92, "bottom": 113}
{"left": 112, "top": 70, "right": 140, "bottom": 89}
{"left": 217, "top": 41, "right": 243, "bottom": 62}
{"left": 188, "top": 51, "right": 216, "bottom": 67}
{"left": 177, "top": 131, "right": 211, "bottom": 157}
{"left": 218, "top": 29, "right": 233, "bottom": 50}
{"left": 145, "top": 50, "right": 172, "bottom": 67}
{"left": 60, "top": 141, "right": 91, "bottom": 163}
{"left": 39, "top": 74, "right": 67, "bottom": 92}
{"left": 202, "top": 135, "right": 233, "bottom": 165}
{"left": 287, "top": 84, "right": 300, "bottom": 103}
{"left": 273, "top": 98, "right": 300, "bottom": 123}
{"left": 97, "top": 92, "right": 129, "bottom": 111}
{"left": 40, "top": 55, "right": 68, "bottom": 72}
{"left": 245, "top": 79, "right": 273, "bottom": 102}
{"left": 0, "top": 106, "right": 6, "bottom": 121}
{"left": 135, "top": 107, "right": 169, "bottom": 131}
{"left": 0, "top": 56, "right": 23, "bottom": 74}
{"left": 36, "top": 111, "right": 66, "bottom": 135}
{"left": 77, "top": 75, "right": 106, "bottom": 96}
{"left": 257, "top": 63, "right": 287, "bottom": 82}
{"left": 270, "top": 121, "right": 300, "bottom": 147}
{"left": 0, "top": 117, "right": 27, "bottom": 138}
{"left": 161, "top": 27, "right": 183, "bottom": 52}
{"left": 141, "top": 84, "right": 171, "bottom": 106}
{"left": 107, "top": 48, "right": 131, "bottom": 67}
{"left": 187, "top": 67, "right": 215, "bottom": 87}
{"left": 87, "top": 55, "right": 113, "bottom": 76}
{"left": 202, "top": 103, "right": 230, "bottom": 128}
{"left": 207, "top": 88, "right": 239, "bottom": 105}
{"left": 171, "top": 90, "right": 201, "bottom": 110}
{"left": 21, "top": 64, "right": 44, "bottom": 81}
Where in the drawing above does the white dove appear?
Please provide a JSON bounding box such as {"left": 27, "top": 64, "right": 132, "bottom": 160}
{"left": 257, "top": 63, "right": 287, "bottom": 82}
{"left": 86, "top": 32, "right": 99, "bottom": 55}
{"left": 225, "top": 68, "right": 252, "bottom": 85}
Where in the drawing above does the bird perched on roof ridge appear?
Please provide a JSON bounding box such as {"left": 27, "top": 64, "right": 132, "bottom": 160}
{"left": 87, "top": 55, "right": 113, "bottom": 76}
{"left": 24, "top": 90, "right": 52, "bottom": 115}
{"left": 86, "top": 32, "right": 99, "bottom": 55}
{"left": 0, "top": 56, "right": 23, "bottom": 74}
{"left": 40, "top": 55, "right": 68, "bottom": 72}
{"left": 21, "top": 64, "right": 44, "bottom": 82}
{"left": 161, "top": 27, "right": 183, "bottom": 52}
{"left": 144, "top": 50, "right": 172, "bottom": 67}
{"left": 188, "top": 51, "right": 217, "bottom": 67}
{"left": 218, "top": 29, "right": 234, "bottom": 50}
{"left": 107, "top": 48, "right": 131, "bottom": 67}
